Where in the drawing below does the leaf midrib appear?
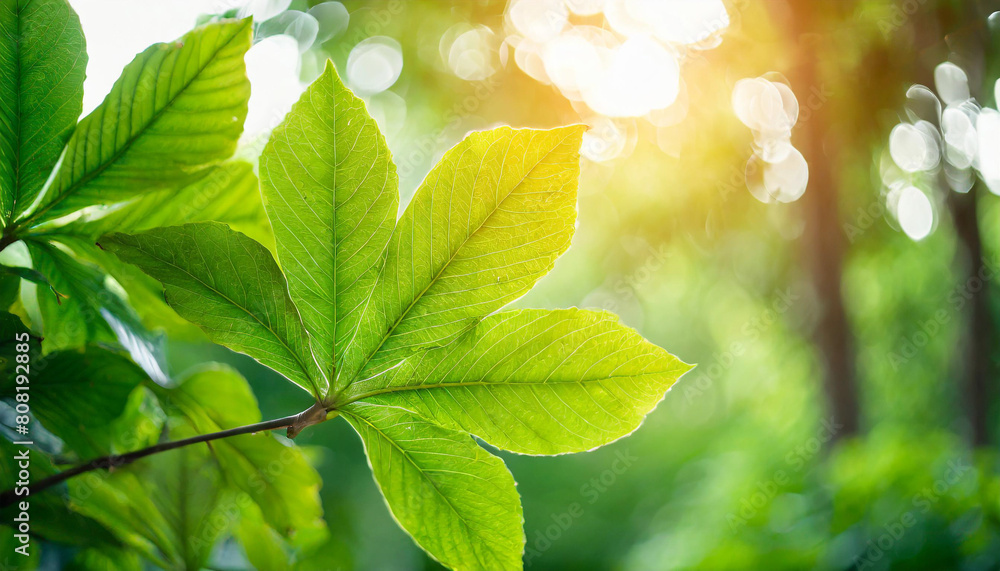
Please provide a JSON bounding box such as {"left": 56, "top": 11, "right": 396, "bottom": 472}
{"left": 344, "top": 129, "right": 576, "bottom": 390}
{"left": 343, "top": 370, "right": 671, "bottom": 406}
{"left": 25, "top": 20, "right": 247, "bottom": 225}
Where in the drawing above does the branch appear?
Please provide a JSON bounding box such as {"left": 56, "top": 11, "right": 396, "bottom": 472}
{"left": 0, "top": 402, "right": 330, "bottom": 508}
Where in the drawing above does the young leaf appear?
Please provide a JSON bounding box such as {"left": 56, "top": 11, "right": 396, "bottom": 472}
{"left": 343, "top": 309, "right": 691, "bottom": 454}
{"left": 341, "top": 125, "right": 585, "bottom": 385}
{"left": 342, "top": 403, "right": 524, "bottom": 571}
{"left": 260, "top": 61, "right": 398, "bottom": 392}
{"left": 0, "top": 0, "right": 87, "bottom": 223}
{"left": 100, "top": 222, "right": 328, "bottom": 397}
{"left": 28, "top": 18, "right": 251, "bottom": 224}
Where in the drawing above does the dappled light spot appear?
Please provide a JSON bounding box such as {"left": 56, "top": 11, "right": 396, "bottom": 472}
{"left": 583, "top": 36, "right": 680, "bottom": 117}
{"left": 978, "top": 109, "right": 1000, "bottom": 195}
{"left": 934, "top": 62, "right": 970, "bottom": 106}
{"left": 507, "top": 0, "right": 567, "bottom": 43}
{"left": 894, "top": 186, "right": 934, "bottom": 241}
{"left": 888, "top": 122, "right": 940, "bottom": 173}
{"left": 941, "top": 105, "right": 979, "bottom": 170}
{"left": 238, "top": 0, "right": 291, "bottom": 22}
{"left": 446, "top": 25, "right": 499, "bottom": 81}
{"left": 347, "top": 37, "right": 404, "bottom": 95}
{"left": 745, "top": 147, "right": 809, "bottom": 204}
{"left": 244, "top": 35, "right": 303, "bottom": 141}
{"left": 308, "top": 1, "right": 349, "bottom": 45}
{"left": 257, "top": 10, "right": 319, "bottom": 53}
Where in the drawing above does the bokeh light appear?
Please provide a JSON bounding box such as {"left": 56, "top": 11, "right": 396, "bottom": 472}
{"left": 347, "top": 36, "right": 404, "bottom": 95}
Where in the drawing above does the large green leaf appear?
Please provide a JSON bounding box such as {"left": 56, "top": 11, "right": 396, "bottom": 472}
{"left": 0, "top": 0, "right": 87, "bottom": 223}
{"left": 343, "top": 402, "right": 524, "bottom": 571}
{"left": 340, "top": 125, "right": 585, "bottom": 386}
{"left": 260, "top": 61, "right": 398, "bottom": 395}
{"left": 67, "top": 160, "right": 267, "bottom": 241}
{"left": 100, "top": 222, "right": 327, "bottom": 397}
{"left": 165, "top": 364, "right": 323, "bottom": 534}
{"left": 27, "top": 18, "right": 251, "bottom": 224}
{"left": 344, "top": 309, "right": 691, "bottom": 454}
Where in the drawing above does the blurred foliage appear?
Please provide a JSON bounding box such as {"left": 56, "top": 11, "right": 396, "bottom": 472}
{"left": 2, "top": 0, "right": 1000, "bottom": 569}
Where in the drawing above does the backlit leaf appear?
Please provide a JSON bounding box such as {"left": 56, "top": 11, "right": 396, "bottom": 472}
{"left": 341, "top": 125, "right": 585, "bottom": 385}
{"left": 0, "top": 0, "right": 87, "bottom": 223}
{"left": 28, "top": 19, "right": 251, "bottom": 224}
{"left": 260, "top": 61, "right": 397, "bottom": 393}
{"left": 344, "top": 309, "right": 691, "bottom": 454}
{"left": 343, "top": 403, "right": 524, "bottom": 571}
{"left": 100, "top": 222, "right": 327, "bottom": 397}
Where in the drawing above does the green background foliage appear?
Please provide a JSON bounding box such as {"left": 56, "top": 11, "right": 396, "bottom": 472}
{"left": 1, "top": 0, "right": 999, "bottom": 570}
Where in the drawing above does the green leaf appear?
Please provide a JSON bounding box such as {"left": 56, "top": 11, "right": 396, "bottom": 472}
{"left": 343, "top": 402, "right": 524, "bottom": 571}
{"left": 0, "top": 0, "right": 87, "bottom": 223}
{"left": 0, "top": 346, "right": 146, "bottom": 454}
{"left": 341, "top": 125, "right": 585, "bottom": 386}
{"left": 100, "top": 222, "right": 328, "bottom": 397}
{"left": 26, "top": 240, "right": 138, "bottom": 352}
{"left": 28, "top": 18, "right": 251, "bottom": 224}
{"left": 233, "top": 500, "right": 293, "bottom": 571}
{"left": 68, "top": 422, "right": 238, "bottom": 570}
{"left": 165, "top": 364, "right": 323, "bottom": 534}
{"left": 0, "top": 270, "right": 19, "bottom": 309}
{"left": 260, "top": 61, "right": 398, "bottom": 394}
{"left": 66, "top": 160, "right": 267, "bottom": 241}
{"left": 345, "top": 309, "right": 691, "bottom": 455}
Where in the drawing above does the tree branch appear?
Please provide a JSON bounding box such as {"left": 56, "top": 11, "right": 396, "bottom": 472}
{"left": 0, "top": 402, "right": 330, "bottom": 508}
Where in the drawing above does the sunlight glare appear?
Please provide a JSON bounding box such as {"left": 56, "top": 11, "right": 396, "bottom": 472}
{"left": 978, "top": 109, "right": 1000, "bottom": 195}
{"left": 347, "top": 37, "right": 404, "bottom": 95}
{"left": 583, "top": 36, "right": 680, "bottom": 117}
{"left": 243, "top": 35, "right": 303, "bottom": 142}
{"left": 896, "top": 186, "right": 934, "bottom": 241}
{"left": 934, "top": 62, "right": 970, "bottom": 105}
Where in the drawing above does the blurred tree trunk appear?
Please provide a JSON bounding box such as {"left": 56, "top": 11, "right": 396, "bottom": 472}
{"left": 949, "top": 189, "right": 991, "bottom": 446}
{"left": 942, "top": 0, "right": 998, "bottom": 446}
{"left": 780, "top": 1, "right": 861, "bottom": 439}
